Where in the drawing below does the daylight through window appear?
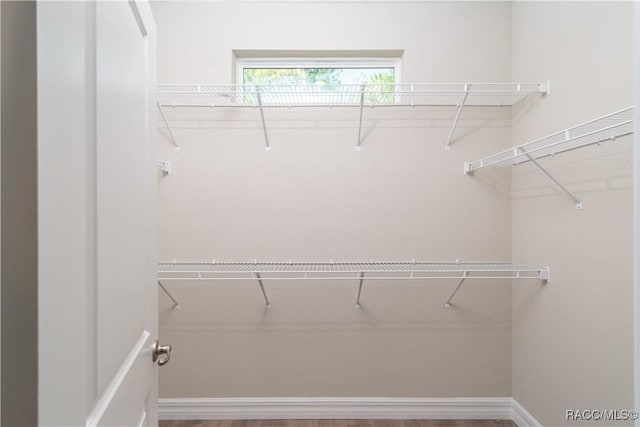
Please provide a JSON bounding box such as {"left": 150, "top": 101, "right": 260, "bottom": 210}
{"left": 237, "top": 59, "right": 400, "bottom": 105}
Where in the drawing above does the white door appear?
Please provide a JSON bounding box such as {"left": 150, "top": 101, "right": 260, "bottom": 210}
{"left": 37, "top": 2, "right": 161, "bottom": 426}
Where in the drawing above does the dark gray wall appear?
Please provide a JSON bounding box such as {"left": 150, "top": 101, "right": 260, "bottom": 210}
{"left": 1, "top": 2, "right": 38, "bottom": 426}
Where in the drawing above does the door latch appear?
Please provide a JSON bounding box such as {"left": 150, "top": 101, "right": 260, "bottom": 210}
{"left": 153, "top": 340, "right": 171, "bottom": 366}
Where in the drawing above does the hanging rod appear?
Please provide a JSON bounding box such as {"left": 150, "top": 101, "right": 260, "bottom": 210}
{"left": 464, "top": 106, "right": 634, "bottom": 209}
{"left": 158, "top": 261, "right": 550, "bottom": 309}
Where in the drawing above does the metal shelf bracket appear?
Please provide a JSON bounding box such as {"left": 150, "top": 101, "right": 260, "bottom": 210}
{"left": 356, "top": 84, "right": 366, "bottom": 151}
{"left": 158, "top": 280, "right": 180, "bottom": 310}
{"left": 256, "top": 87, "right": 271, "bottom": 152}
{"left": 518, "top": 147, "right": 583, "bottom": 210}
{"left": 157, "top": 102, "right": 181, "bottom": 152}
{"left": 158, "top": 161, "right": 171, "bottom": 176}
{"left": 444, "top": 271, "right": 469, "bottom": 309}
{"left": 463, "top": 162, "right": 471, "bottom": 175}
{"left": 540, "top": 80, "right": 551, "bottom": 96}
{"left": 354, "top": 271, "right": 365, "bottom": 309}
{"left": 443, "top": 266, "right": 551, "bottom": 309}
{"left": 255, "top": 272, "right": 271, "bottom": 309}
{"left": 540, "top": 267, "right": 551, "bottom": 283}
{"left": 445, "top": 84, "right": 470, "bottom": 151}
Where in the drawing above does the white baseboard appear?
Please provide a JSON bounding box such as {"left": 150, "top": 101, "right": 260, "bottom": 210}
{"left": 511, "top": 399, "right": 543, "bottom": 427}
{"left": 158, "top": 397, "right": 513, "bottom": 420}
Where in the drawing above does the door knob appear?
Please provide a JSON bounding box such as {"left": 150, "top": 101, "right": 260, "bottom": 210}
{"left": 153, "top": 340, "right": 172, "bottom": 366}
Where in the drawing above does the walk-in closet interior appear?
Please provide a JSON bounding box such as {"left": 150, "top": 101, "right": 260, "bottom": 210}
{"left": 152, "top": 2, "right": 635, "bottom": 426}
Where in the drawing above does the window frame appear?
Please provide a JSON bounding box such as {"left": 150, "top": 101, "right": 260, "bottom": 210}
{"left": 235, "top": 57, "right": 402, "bottom": 87}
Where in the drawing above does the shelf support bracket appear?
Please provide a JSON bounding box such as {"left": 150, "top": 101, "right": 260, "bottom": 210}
{"left": 157, "top": 161, "right": 171, "bottom": 176}
{"left": 445, "top": 85, "right": 470, "bottom": 151}
{"left": 354, "top": 272, "right": 365, "bottom": 309}
{"left": 356, "top": 84, "right": 366, "bottom": 151}
{"left": 444, "top": 271, "right": 469, "bottom": 309}
{"left": 157, "top": 102, "right": 181, "bottom": 152}
{"left": 255, "top": 272, "right": 271, "bottom": 309}
{"left": 518, "top": 147, "right": 583, "bottom": 210}
{"left": 540, "top": 267, "right": 551, "bottom": 283}
{"left": 158, "top": 280, "right": 180, "bottom": 310}
{"left": 256, "top": 87, "right": 271, "bottom": 152}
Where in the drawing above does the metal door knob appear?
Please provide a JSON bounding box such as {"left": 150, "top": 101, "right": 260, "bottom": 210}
{"left": 153, "top": 340, "right": 172, "bottom": 366}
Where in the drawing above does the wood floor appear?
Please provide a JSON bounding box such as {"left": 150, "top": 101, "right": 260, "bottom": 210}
{"left": 159, "top": 420, "right": 516, "bottom": 427}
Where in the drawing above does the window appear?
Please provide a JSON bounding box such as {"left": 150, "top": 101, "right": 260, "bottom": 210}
{"left": 236, "top": 58, "right": 401, "bottom": 105}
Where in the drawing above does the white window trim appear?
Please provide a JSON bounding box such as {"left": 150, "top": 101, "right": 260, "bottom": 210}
{"left": 236, "top": 57, "right": 402, "bottom": 86}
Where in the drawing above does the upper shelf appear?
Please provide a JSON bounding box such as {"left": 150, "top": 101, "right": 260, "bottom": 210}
{"left": 464, "top": 106, "right": 634, "bottom": 210}
{"left": 156, "top": 82, "right": 550, "bottom": 152}
{"left": 157, "top": 82, "right": 550, "bottom": 108}
{"left": 465, "top": 107, "right": 634, "bottom": 173}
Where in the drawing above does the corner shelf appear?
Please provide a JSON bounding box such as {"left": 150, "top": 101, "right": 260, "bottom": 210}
{"left": 156, "top": 82, "right": 550, "bottom": 151}
{"left": 157, "top": 261, "right": 550, "bottom": 310}
{"left": 464, "top": 107, "right": 634, "bottom": 209}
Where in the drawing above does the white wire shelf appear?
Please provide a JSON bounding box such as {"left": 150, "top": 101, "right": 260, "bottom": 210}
{"left": 158, "top": 260, "right": 545, "bottom": 277}
{"left": 157, "top": 83, "right": 549, "bottom": 108}
{"left": 156, "top": 82, "right": 550, "bottom": 152}
{"left": 157, "top": 261, "right": 550, "bottom": 310}
{"left": 464, "top": 107, "right": 634, "bottom": 209}
{"left": 465, "top": 107, "right": 634, "bottom": 172}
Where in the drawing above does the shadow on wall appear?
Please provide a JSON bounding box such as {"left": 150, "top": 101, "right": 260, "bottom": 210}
{"left": 156, "top": 279, "right": 516, "bottom": 397}
{"left": 509, "top": 140, "right": 633, "bottom": 202}
{"left": 157, "top": 106, "right": 513, "bottom": 152}
{"left": 463, "top": 130, "right": 633, "bottom": 206}
{"left": 511, "top": 280, "right": 546, "bottom": 325}
{"left": 464, "top": 167, "right": 511, "bottom": 198}
{"left": 158, "top": 278, "right": 514, "bottom": 332}
{"left": 511, "top": 93, "right": 548, "bottom": 127}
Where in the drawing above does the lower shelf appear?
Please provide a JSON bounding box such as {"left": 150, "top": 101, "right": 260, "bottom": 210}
{"left": 157, "top": 261, "right": 550, "bottom": 311}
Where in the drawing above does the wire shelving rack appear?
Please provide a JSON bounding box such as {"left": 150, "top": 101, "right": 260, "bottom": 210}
{"left": 157, "top": 261, "right": 550, "bottom": 310}
{"left": 156, "top": 82, "right": 550, "bottom": 151}
{"left": 464, "top": 107, "right": 634, "bottom": 209}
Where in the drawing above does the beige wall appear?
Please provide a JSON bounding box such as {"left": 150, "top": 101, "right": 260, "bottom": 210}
{"left": 510, "top": 2, "right": 634, "bottom": 426}
{"left": 153, "top": 1, "right": 516, "bottom": 398}
{"left": 154, "top": 2, "right": 511, "bottom": 84}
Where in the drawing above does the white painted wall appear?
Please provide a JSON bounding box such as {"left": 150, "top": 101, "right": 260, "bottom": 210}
{"left": 510, "top": 2, "right": 634, "bottom": 426}
{"left": 153, "top": 1, "right": 517, "bottom": 398}
{"left": 154, "top": 2, "right": 511, "bottom": 84}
